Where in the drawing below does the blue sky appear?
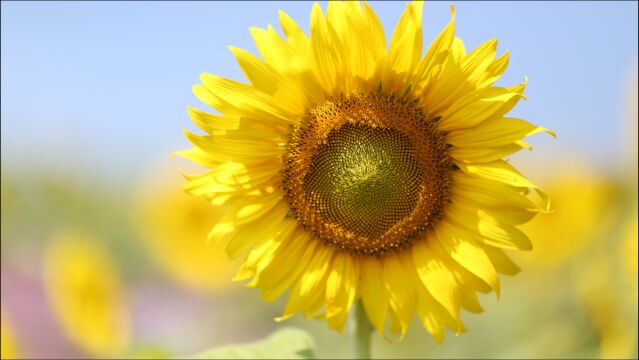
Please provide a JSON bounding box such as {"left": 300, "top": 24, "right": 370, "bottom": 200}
{"left": 2, "top": 1, "right": 637, "bottom": 185}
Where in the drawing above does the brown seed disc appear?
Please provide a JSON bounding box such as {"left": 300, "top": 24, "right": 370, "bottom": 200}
{"left": 283, "top": 93, "right": 451, "bottom": 255}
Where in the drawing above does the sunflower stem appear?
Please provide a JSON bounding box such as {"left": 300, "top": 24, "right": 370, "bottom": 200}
{"left": 351, "top": 300, "right": 372, "bottom": 359}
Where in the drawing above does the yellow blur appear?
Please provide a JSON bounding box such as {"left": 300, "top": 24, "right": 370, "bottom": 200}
{"left": 517, "top": 165, "right": 618, "bottom": 269}
{"left": 135, "top": 164, "right": 237, "bottom": 294}
{"left": 43, "top": 233, "right": 129, "bottom": 358}
{"left": 1, "top": 310, "right": 19, "bottom": 359}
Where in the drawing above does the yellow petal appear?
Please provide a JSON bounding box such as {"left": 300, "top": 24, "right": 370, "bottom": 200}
{"left": 491, "top": 80, "right": 528, "bottom": 119}
{"left": 183, "top": 170, "right": 236, "bottom": 196}
{"left": 280, "top": 245, "right": 334, "bottom": 319}
{"left": 326, "top": 1, "right": 361, "bottom": 91}
{"left": 361, "top": 3, "right": 387, "bottom": 61}
{"left": 302, "top": 289, "right": 329, "bottom": 319}
{"left": 230, "top": 46, "right": 280, "bottom": 94}
{"left": 234, "top": 237, "right": 282, "bottom": 282}
{"left": 438, "top": 251, "right": 492, "bottom": 294}
{"left": 458, "top": 286, "right": 483, "bottom": 313}
{"left": 325, "top": 253, "right": 358, "bottom": 332}
{"left": 420, "top": 53, "right": 475, "bottom": 115}
{"left": 254, "top": 22, "right": 323, "bottom": 105}
{"left": 326, "top": 1, "right": 348, "bottom": 42}
{"left": 310, "top": 3, "right": 342, "bottom": 95}
{"left": 445, "top": 201, "right": 533, "bottom": 250}
{"left": 183, "top": 130, "right": 283, "bottom": 164}
{"left": 449, "top": 143, "right": 526, "bottom": 163}
{"left": 476, "top": 51, "right": 509, "bottom": 88}
{"left": 198, "top": 73, "right": 298, "bottom": 121}
{"left": 414, "top": 282, "right": 446, "bottom": 342}
{"left": 434, "top": 220, "right": 500, "bottom": 295}
{"left": 187, "top": 107, "right": 240, "bottom": 133}
{"left": 457, "top": 160, "right": 538, "bottom": 189}
{"left": 259, "top": 231, "right": 318, "bottom": 302}
{"left": 175, "top": 147, "right": 220, "bottom": 169}
{"left": 384, "top": 252, "right": 416, "bottom": 336}
{"left": 415, "top": 5, "right": 455, "bottom": 90}
{"left": 217, "top": 191, "right": 282, "bottom": 230}
{"left": 451, "top": 37, "right": 466, "bottom": 62}
{"left": 229, "top": 46, "right": 307, "bottom": 110}
{"left": 278, "top": 10, "right": 310, "bottom": 55}
{"left": 246, "top": 220, "right": 301, "bottom": 285}
{"left": 182, "top": 160, "right": 280, "bottom": 197}
{"left": 447, "top": 117, "right": 555, "bottom": 148}
{"left": 451, "top": 172, "right": 537, "bottom": 211}
{"left": 226, "top": 203, "right": 290, "bottom": 259}
{"left": 451, "top": 192, "right": 536, "bottom": 225}
{"left": 250, "top": 25, "right": 300, "bottom": 74}
{"left": 387, "top": 307, "right": 403, "bottom": 335}
{"left": 412, "top": 239, "right": 461, "bottom": 320}
{"left": 461, "top": 38, "right": 497, "bottom": 85}
{"left": 481, "top": 245, "right": 521, "bottom": 276}
{"left": 360, "top": 256, "right": 389, "bottom": 333}
{"left": 388, "top": 1, "right": 424, "bottom": 75}
{"left": 412, "top": 265, "right": 463, "bottom": 340}
{"left": 438, "top": 85, "right": 526, "bottom": 131}
{"left": 234, "top": 193, "right": 282, "bottom": 223}
{"left": 207, "top": 221, "right": 235, "bottom": 244}
{"left": 331, "top": 2, "right": 381, "bottom": 84}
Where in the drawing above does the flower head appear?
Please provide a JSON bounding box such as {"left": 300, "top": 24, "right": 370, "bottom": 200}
{"left": 44, "top": 233, "right": 129, "bottom": 356}
{"left": 518, "top": 164, "right": 616, "bottom": 270}
{"left": 1, "top": 309, "right": 20, "bottom": 359}
{"left": 180, "top": 1, "right": 553, "bottom": 341}
{"left": 136, "top": 167, "right": 237, "bottom": 293}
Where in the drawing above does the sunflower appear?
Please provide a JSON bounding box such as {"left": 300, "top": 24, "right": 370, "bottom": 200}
{"left": 44, "top": 233, "right": 129, "bottom": 357}
{"left": 577, "top": 251, "right": 638, "bottom": 359}
{"left": 180, "top": 1, "right": 553, "bottom": 341}
{"left": 516, "top": 163, "right": 616, "bottom": 270}
{"left": 1, "top": 309, "right": 20, "bottom": 359}
{"left": 135, "top": 165, "right": 238, "bottom": 293}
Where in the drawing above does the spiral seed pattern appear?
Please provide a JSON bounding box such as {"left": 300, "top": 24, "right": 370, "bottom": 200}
{"left": 283, "top": 93, "right": 451, "bottom": 255}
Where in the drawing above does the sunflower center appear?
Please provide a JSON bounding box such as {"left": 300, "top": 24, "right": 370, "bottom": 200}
{"left": 283, "top": 94, "right": 451, "bottom": 255}
{"left": 304, "top": 124, "right": 422, "bottom": 239}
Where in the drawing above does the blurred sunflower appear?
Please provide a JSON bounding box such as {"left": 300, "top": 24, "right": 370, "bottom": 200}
{"left": 517, "top": 164, "right": 617, "bottom": 270}
{"left": 1, "top": 309, "right": 19, "bottom": 359}
{"left": 180, "top": 1, "right": 553, "bottom": 341}
{"left": 577, "top": 251, "right": 637, "bottom": 359}
{"left": 135, "top": 166, "right": 237, "bottom": 293}
{"left": 625, "top": 210, "right": 638, "bottom": 303}
{"left": 43, "top": 233, "right": 129, "bottom": 357}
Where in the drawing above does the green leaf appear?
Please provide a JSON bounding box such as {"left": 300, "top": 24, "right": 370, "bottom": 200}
{"left": 187, "top": 327, "right": 316, "bottom": 359}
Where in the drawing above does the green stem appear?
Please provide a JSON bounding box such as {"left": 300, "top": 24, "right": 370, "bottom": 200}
{"left": 351, "top": 300, "right": 373, "bottom": 359}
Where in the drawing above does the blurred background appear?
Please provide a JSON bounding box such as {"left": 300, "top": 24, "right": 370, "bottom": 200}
{"left": 1, "top": 1, "right": 637, "bottom": 358}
